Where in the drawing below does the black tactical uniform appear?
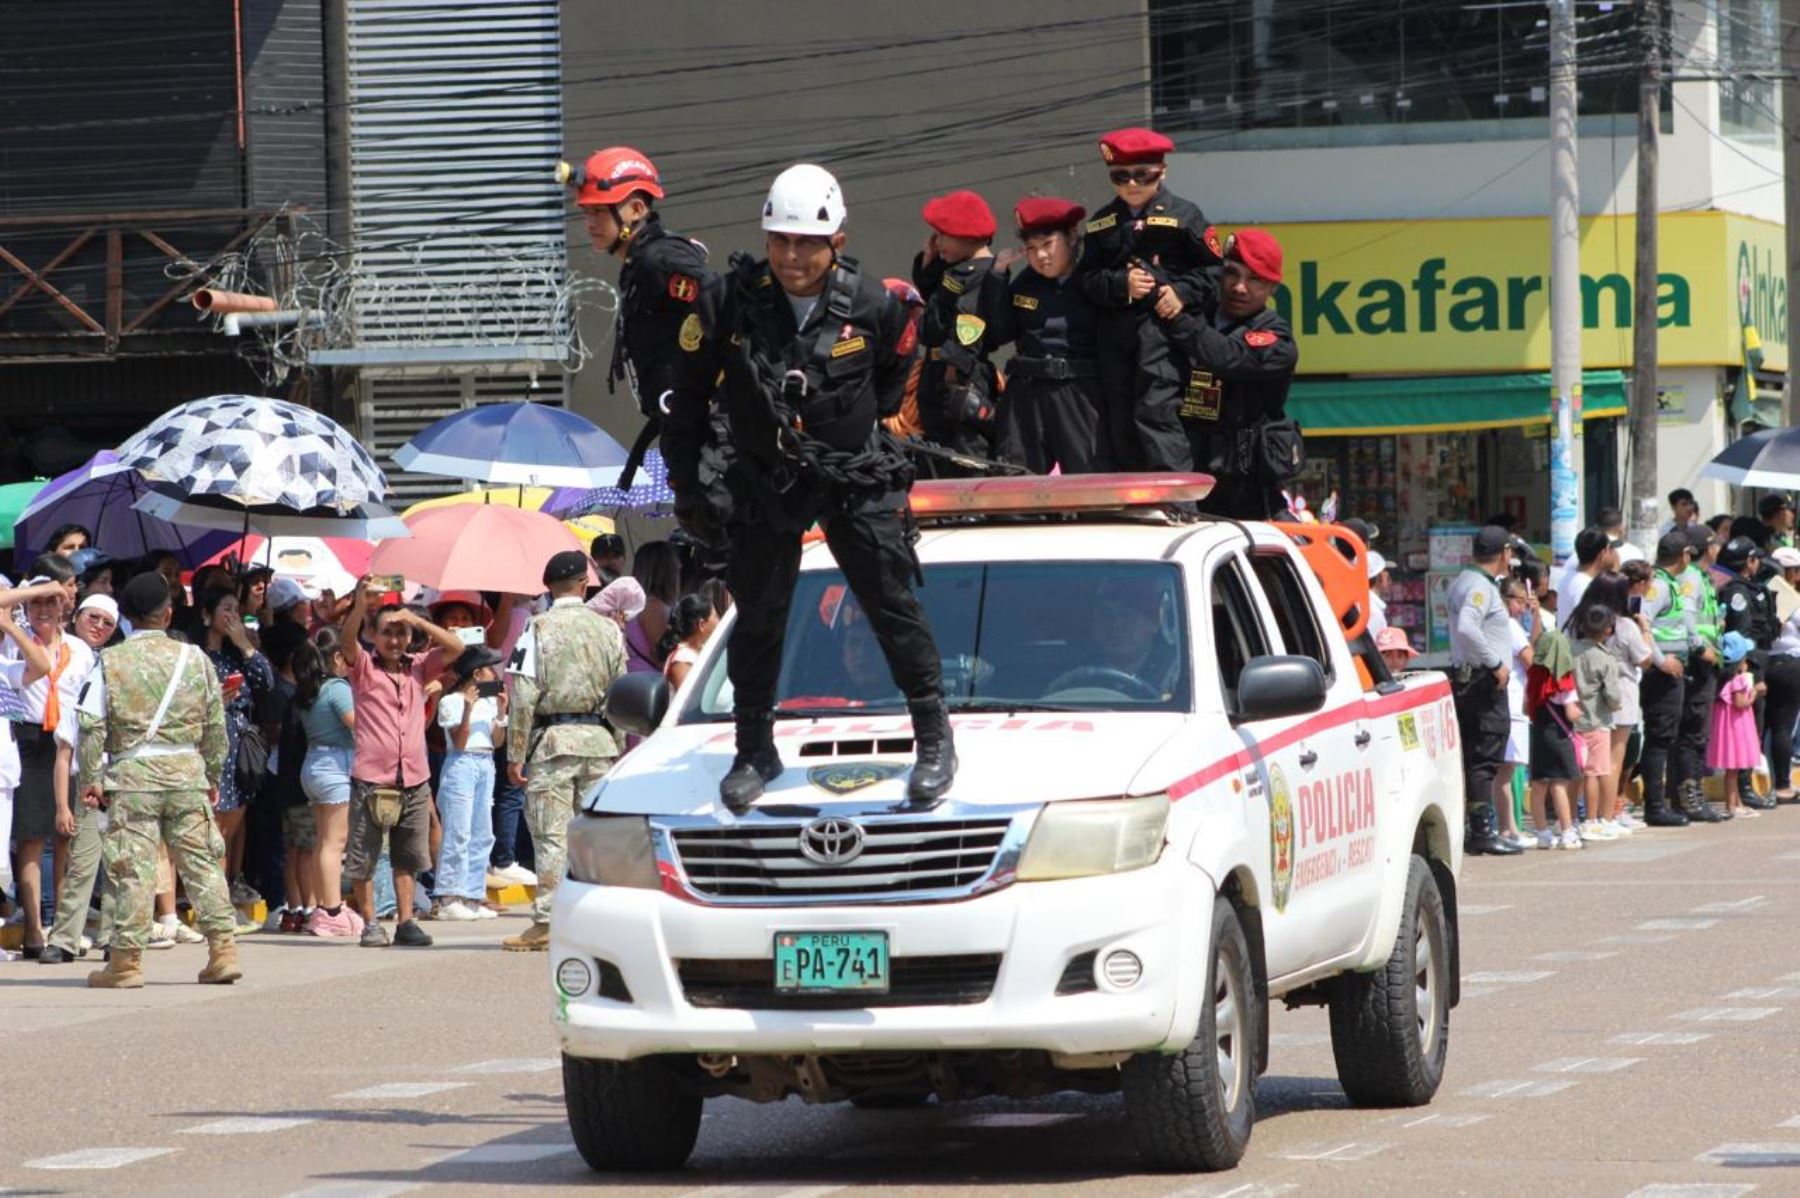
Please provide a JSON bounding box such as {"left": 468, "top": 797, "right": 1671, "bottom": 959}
{"left": 910, "top": 252, "right": 1009, "bottom": 464}
{"left": 1161, "top": 305, "right": 1300, "bottom": 519}
{"left": 1076, "top": 189, "right": 1219, "bottom": 472}
{"left": 1717, "top": 538, "right": 1780, "bottom": 809}
{"left": 989, "top": 267, "right": 1104, "bottom": 474}
{"left": 609, "top": 212, "right": 714, "bottom": 483}
{"left": 663, "top": 254, "right": 954, "bottom": 808}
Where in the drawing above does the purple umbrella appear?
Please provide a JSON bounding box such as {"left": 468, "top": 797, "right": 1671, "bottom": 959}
{"left": 545, "top": 449, "right": 675, "bottom": 517}
{"left": 14, "top": 450, "right": 238, "bottom": 572}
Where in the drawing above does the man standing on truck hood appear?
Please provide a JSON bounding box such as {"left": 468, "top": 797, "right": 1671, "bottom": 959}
{"left": 1447, "top": 526, "right": 1525, "bottom": 856}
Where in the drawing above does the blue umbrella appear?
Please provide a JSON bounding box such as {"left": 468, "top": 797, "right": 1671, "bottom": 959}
{"left": 14, "top": 450, "right": 239, "bottom": 572}
{"left": 545, "top": 449, "right": 675, "bottom": 515}
{"left": 394, "top": 401, "right": 630, "bottom": 489}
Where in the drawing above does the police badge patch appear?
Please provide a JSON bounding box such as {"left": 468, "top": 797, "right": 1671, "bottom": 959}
{"left": 807, "top": 763, "right": 906, "bottom": 795}
{"left": 1268, "top": 763, "right": 1296, "bottom": 913}
{"left": 954, "top": 314, "right": 986, "bottom": 347}
{"left": 678, "top": 312, "right": 703, "bottom": 352}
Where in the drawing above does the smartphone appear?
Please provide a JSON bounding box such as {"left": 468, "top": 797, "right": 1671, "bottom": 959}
{"left": 242, "top": 615, "right": 260, "bottom": 632}
{"left": 477, "top": 679, "right": 504, "bottom": 698}
{"left": 368, "top": 573, "right": 405, "bottom": 595}
{"left": 456, "top": 625, "right": 486, "bottom": 646}
{"left": 1629, "top": 596, "right": 1643, "bottom": 615}
{"left": 223, "top": 672, "right": 244, "bottom": 698}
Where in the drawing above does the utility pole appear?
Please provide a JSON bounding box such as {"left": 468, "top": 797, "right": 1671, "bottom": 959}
{"left": 1784, "top": 0, "right": 1800, "bottom": 427}
{"left": 1629, "top": 0, "right": 1663, "bottom": 555}
{"left": 1549, "top": 0, "right": 1584, "bottom": 567}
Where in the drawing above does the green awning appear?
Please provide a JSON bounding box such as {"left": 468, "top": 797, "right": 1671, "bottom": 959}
{"left": 1290, "top": 370, "right": 1629, "bottom": 436}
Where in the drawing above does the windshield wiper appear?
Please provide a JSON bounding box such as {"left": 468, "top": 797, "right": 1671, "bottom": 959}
{"left": 942, "top": 699, "right": 1088, "bottom": 713}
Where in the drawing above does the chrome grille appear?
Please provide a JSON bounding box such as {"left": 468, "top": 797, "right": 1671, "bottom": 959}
{"left": 667, "top": 815, "right": 1015, "bottom": 900}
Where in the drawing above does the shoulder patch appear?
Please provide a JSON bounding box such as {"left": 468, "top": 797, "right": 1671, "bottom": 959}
{"left": 1680, "top": 579, "right": 1698, "bottom": 598}
{"left": 1086, "top": 213, "right": 1118, "bottom": 234}
{"left": 954, "top": 313, "right": 986, "bottom": 347}
{"left": 678, "top": 311, "right": 703, "bottom": 352}
{"left": 894, "top": 314, "right": 918, "bottom": 358}
{"left": 1145, "top": 215, "right": 1180, "bottom": 228}
{"left": 1731, "top": 592, "right": 1749, "bottom": 612}
{"left": 1244, "top": 329, "right": 1279, "bottom": 348}
{"left": 1203, "top": 224, "right": 1223, "bottom": 257}
{"left": 941, "top": 274, "right": 966, "bottom": 295}
{"left": 667, "top": 274, "right": 698, "bottom": 303}
{"left": 1470, "top": 589, "right": 1487, "bottom": 609}
{"left": 1012, "top": 293, "right": 1039, "bottom": 311}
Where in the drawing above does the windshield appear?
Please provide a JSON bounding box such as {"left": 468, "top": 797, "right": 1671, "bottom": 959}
{"left": 687, "top": 561, "right": 1190, "bottom": 718}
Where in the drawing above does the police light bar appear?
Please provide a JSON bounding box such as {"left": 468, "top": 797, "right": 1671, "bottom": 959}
{"left": 909, "top": 473, "right": 1215, "bottom": 517}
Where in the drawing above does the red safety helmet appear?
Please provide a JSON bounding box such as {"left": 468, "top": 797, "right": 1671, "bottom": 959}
{"left": 558, "top": 146, "right": 665, "bottom": 208}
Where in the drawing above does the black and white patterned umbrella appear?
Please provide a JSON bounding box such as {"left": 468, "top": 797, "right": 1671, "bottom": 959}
{"left": 117, "top": 394, "right": 386, "bottom": 512}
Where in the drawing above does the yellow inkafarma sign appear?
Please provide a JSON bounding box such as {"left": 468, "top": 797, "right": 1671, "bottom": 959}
{"left": 1256, "top": 211, "right": 1786, "bottom": 375}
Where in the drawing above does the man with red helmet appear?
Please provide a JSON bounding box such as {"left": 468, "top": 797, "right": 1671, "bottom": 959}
{"left": 1075, "top": 127, "right": 1222, "bottom": 474}
{"left": 1159, "top": 228, "right": 1301, "bottom": 520}
{"left": 989, "top": 197, "right": 1104, "bottom": 474}
{"left": 911, "top": 190, "right": 1009, "bottom": 466}
{"left": 559, "top": 146, "right": 714, "bottom": 488}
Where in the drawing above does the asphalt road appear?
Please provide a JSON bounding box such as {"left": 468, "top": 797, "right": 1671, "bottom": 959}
{"left": 2, "top": 810, "right": 1799, "bottom": 1198}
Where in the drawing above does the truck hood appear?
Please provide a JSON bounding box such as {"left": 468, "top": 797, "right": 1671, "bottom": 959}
{"left": 586, "top": 711, "right": 1194, "bottom": 816}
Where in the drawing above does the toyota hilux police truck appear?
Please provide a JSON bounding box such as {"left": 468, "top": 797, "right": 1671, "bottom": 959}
{"left": 550, "top": 474, "right": 1465, "bottom": 1175}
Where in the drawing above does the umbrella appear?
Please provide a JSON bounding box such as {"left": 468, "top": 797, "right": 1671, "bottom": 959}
{"left": 393, "top": 401, "right": 630, "bottom": 489}
{"left": 134, "top": 484, "right": 409, "bottom": 541}
{"left": 1701, "top": 428, "right": 1800, "bottom": 489}
{"left": 0, "top": 479, "right": 48, "bottom": 551}
{"left": 199, "top": 535, "right": 373, "bottom": 598}
{"left": 402, "top": 485, "right": 615, "bottom": 547}
{"left": 368, "top": 504, "right": 590, "bottom": 594}
{"left": 546, "top": 448, "right": 676, "bottom": 516}
{"left": 13, "top": 451, "right": 238, "bottom": 571}
{"left": 116, "top": 393, "right": 386, "bottom": 512}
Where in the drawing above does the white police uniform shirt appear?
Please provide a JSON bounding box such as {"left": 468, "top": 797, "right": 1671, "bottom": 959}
{"left": 1445, "top": 566, "right": 1508, "bottom": 669}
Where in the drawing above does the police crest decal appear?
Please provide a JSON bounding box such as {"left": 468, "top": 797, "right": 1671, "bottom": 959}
{"left": 807, "top": 763, "right": 906, "bottom": 795}
{"left": 1268, "top": 763, "right": 1296, "bottom": 913}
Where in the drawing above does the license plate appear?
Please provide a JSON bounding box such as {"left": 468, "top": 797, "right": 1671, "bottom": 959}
{"left": 773, "top": 930, "right": 889, "bottom": 993}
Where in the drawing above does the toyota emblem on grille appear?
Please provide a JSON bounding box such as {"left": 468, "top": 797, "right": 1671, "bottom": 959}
{"left": 798, "top": 816, "right": 866, "bottom": 865}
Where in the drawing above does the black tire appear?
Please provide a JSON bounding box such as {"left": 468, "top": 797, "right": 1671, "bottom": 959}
{"left": 1122, "top": 896, "right": 1258, "bottom": 1172}
{"left": 1328, "top": 854, "right": 1450, "bottom": 1107}
{"left": 563, "top": 1053, "right": 702, "bottom": 1171}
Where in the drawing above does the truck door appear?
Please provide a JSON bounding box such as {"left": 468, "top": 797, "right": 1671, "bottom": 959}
{"left": 1245, "top": 547, "right": 1382, "bottom": 963}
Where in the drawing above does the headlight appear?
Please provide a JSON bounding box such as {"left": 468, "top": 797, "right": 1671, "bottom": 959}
{"left": 1016, "top": 795, "right": 1170, "bottom": 881}
{"left": 566, "top": 815, "right": 659, "bottom": 889}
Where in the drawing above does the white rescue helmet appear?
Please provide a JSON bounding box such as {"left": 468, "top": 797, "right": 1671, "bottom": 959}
{"left": 761, "top": 164, "right": 845, "bottom": 236}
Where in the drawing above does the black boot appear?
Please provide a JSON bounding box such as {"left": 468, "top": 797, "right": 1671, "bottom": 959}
{"left": 1464, "top": 803, "right": 1523, "bottom": 856}
{"left": 719, "top": 708, "right": 783, "bottom": 812}
{"left": 904, "top": 700, "right": 957, "bottom": 807}
{"left": 1680, "top": 780, "right": 1725, "bottom": 823}
{"left": 1643, "top": 790, "right": 1690, "bottom": 827}
{"left": 1740, "top": 774, "right": 1777, "bottom": 811}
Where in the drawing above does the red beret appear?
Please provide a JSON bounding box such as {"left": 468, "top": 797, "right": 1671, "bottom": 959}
{"left": 922, "top": 190, "right": 997, "bottom": 240}
{"left": 1226, "top": 228, "right": 1283, "bottom": 284}
{"left": 1099, "top": 127, "right": 1174, "bottom": 166}
{"left": 1014, "top": 196, "right": 1086, "bottom": 236}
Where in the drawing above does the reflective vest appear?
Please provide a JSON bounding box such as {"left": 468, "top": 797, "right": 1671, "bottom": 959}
{"left": 1649, "top": 567, "right": 1689, "bottom": 653}
{"left": 1683, "top": 564, "right": 1721, "bottom": 650}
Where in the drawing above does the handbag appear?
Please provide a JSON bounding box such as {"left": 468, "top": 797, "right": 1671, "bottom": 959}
{"left": 235, "top": 723, "right": 271, "bottom": 798}
{"left": 369, "top": 786, "right": 405, "bottom": 830}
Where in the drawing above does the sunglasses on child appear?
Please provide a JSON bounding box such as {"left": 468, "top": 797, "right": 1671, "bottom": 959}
{"left": 1109, "top": 167, "right": 1164, "bottom": 186}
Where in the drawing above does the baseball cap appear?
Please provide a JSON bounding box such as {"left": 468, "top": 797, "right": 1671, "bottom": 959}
{"left": 1656, "top": 531, "right": 1693, "bottom": 562}
{"left": 1774, "top": 547, "right": 1800, "bottom": 570}
{"left": 1685, "top": 523, "right": 1717, "bottom": 552}
{"left": 1719, "top": 536, "right": 1761, "bottom": 570}
{"left": 1366, "top": 550, "right": 1388, "bottom": 580}
{"left": 1374, "top": 627, "right": 1417, "bottom": 658}
{"left": 543, "top": 550, "right": 591, "bottom": 585}
{"left": 1759, "top": 493, "right": 1795, "bottom": 519}
{"left": 1472, "top": 525, "right": 1511, "bottom": 557}
{"left": 267, "top": 576, "right": 308, "bottom": 613}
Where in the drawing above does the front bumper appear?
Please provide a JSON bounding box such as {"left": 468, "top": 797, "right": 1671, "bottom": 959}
{"left": 551, "top": 857, "right": 1214, "bottom": 1061}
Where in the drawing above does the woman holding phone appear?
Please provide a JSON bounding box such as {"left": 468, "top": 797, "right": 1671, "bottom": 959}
{"left": 198, "top": 587, "right": 275, "bottom": 914}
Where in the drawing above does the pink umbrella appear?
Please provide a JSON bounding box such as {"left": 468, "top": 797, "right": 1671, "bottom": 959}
{"left": 369, "top": 504, "right": 592, "bottom": 595}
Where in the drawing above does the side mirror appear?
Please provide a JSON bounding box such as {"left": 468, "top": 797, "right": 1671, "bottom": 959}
{"left": 605, "top": 672, "right": 670, "bottom": 737}
{"left": 1235, "top": 655, "right": 1328, "bottom": 722}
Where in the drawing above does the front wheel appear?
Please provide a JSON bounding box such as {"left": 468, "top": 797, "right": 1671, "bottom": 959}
{"left": 563, "top": 1053, "right": 702, "bottom": 1171}
{"left": 1122, "top": 896, "right": 1258, "bottom": 1172}
{"left": 1328, "top": 855, "right": 1450, "bottom": 1106}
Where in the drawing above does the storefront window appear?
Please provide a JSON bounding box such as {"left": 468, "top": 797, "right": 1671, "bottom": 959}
{"left": 1150, "top": 0, "right": 1665, "bottom": 149}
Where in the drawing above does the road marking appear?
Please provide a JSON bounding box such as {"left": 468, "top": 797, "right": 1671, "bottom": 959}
{"left": 1637, "top": 918, "right": 1721, "bottom": 932}
{"left": 1626, "top": 1185, "right": 1757, "bottom": 1197}
{"left": 434, "top": 1142, "right": 575, "bottom": 1164}
{"left": 1278, "top": 1141, "right": 1390, "bottom": 1162}
{"left": 1780, "top": 972, "right": 1800, "bottom": 983}
{"left": 1390, "top": 1111, "right": 1491, "bottom": 1128}
{"left": 954, "top": 1112, "right": 1077, "bottom": 1128}
{"left": 283, "top": 1185, "right": 420, "bottom": 1198}
{"left": 1672, "top": 1007, "right": 1781, "bottom": 1023}
{"left": 1532, "top": 1056, "right": 1642, "bottom": 1074}
{"left": 335, "top": 1082, "right": 472, "bottom": 1100}
{"left": 1781, "top": 1115, "right": 1800, "bottom": 1128}
{"left": 1776, "top": 851, "right": 1800, "bottom": 861}
{"left": 453, "top": 1058, "right": 560, "bottom": 1075}
{"left": 1269, "top": 1032, "right": 1330, "bottom": 1047}
{"left": 1694, "top": 896, "right": 1768, "bottom": 915}
{"left": 1464, "top": 970, "right": 1556, "bottom": 984}
{"left": 1612, "top": 1031, "right": 1713, "bottom": 1046}
{"left": 1459, "top": 985, "right": 1500, "bottom": 998}
{"left": 1533, "top": 949, "right": 1620, "bottom": 962}
{"left": 1698, "top": 1143, "right": 1800, "bottom": 1166}
{"left": 1167, "top": 1184, "right": 1301, "bottom": 1198}
{"left": 1458, "top": 904, "right": 1512, "bottom": 916}
{"left": 1723, "top": 986, "right": 1800, "bottom": 1001}
{"left": 1600, "top": 934, "right": 1679, "bottom": 945}
{"left": 180, "top": 1116, "right": 317, "bottom": 1135}
{"left": 25, "top": 1147, "right": 178, "bottom": 1170}
{"left": 1460, "top": 1078, "right": 1579, "bottom": 1099}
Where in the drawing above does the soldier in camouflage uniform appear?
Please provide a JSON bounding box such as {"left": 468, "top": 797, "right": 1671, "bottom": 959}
{"left": 78, "top": 573, "right": 240, "bottom": 988}
{"left": 503, "top": 550, "right": 626, "bottom": 951}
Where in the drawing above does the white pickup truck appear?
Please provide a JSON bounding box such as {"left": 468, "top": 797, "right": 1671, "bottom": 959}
{"left": 551, "top": 475, "right": 1465, "bottom": 1175}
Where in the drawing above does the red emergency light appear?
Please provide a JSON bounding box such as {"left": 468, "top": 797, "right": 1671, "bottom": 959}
{"left": 908, "top": 472, "right": 1215, "bottom": 517}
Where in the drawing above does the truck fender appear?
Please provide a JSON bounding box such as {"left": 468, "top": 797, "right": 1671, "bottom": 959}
{"left": 1180, "top": 847, "right": 1269, "bottom": 1072}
